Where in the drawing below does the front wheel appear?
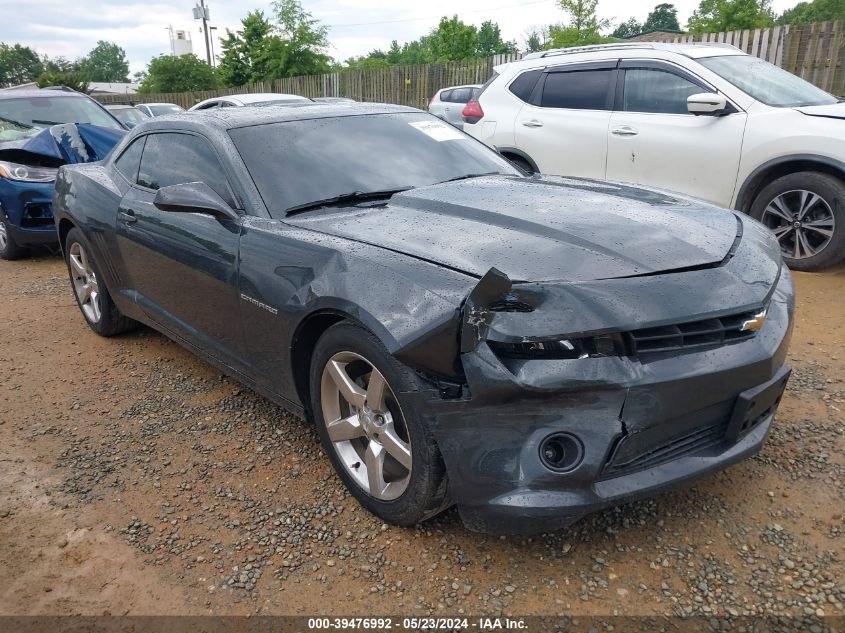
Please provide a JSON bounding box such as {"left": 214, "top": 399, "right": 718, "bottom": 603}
{"left": 309, "top": 322, "right": 450, "bottom": 525}
{"left": 750, "top": 171, "right": 845, "bottom": 271}
{"left": 0, "top": 216, "right": 28, "bottom": 261}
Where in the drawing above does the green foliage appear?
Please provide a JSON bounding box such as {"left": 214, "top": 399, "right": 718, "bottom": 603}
{"left": 0, "top": 43, "right": 43, "bottom": 88}
{"left": 36, "top": 69, "right": 90, "bottom": 93}
{"left": 138, "top": 54, "right": 218, "bottom": 93}
{"left": 524, "top": 26, "right": 552, "bottom": 52}
{"left": 687, "top": 0, "right": 776, "bottom": 32}
{"left": 217, "top": 1, "right": 331, "bottom": 86}
{"left": 345, "top": 15, "right": 515, "bottom": 69}
{"left": 554, "top": 0, "right": 613, "bottom": 45}
{"left": 79, "top": 41, "right": 130, "bottom": 82}
{"left": 612, "top": 17, "right": 643, "bottom": 38}
{"left": 643, "top": 3, "right": 682, "bottom": 31}
{"left": 549, "top": 25, "right": 615, "bottom": 47}
{"left": 778, "top": 0, "right": 845, "bottom": 24}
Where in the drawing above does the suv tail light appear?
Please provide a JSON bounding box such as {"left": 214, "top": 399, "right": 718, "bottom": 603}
{"left": 462, "top": 100, "right": 484, "bottom": 124}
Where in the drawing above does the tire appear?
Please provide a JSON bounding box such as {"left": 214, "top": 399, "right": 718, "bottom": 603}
{"left": 64, "top": 227, "right": 136, "bottom": 336}
{"left": 750, "top": 171, "right": 845, "bottom": 271}
{"left": 309, "top": 321, "right": 450, "bottom": 526}
{"left": 0, "top": 215, "right": 28, "bottom": 261}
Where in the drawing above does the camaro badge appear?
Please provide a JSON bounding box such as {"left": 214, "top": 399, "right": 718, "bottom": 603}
{"left": 240, "top": 293, "right": 278, "bottom": 315}
{"left": 741, "top": 309, "right": 768, "bottom": 332}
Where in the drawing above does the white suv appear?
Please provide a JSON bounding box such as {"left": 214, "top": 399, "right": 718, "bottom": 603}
{"left": 463, "top": 42, "right": 845, "bottom": 271}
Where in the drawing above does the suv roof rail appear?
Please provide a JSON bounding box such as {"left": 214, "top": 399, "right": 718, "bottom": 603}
{"left": 41, "top": 85, "right": 80, "bottom": 93}
{"left": 521, "top": 41, "right": 743, "bottom": 61}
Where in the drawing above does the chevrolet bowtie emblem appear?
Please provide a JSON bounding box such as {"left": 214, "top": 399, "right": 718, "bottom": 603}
{"left": 740, "top": 309, "right": 768, "bottom": 332}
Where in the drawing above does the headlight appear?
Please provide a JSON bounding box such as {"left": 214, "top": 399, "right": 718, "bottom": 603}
{"left": 489, "top": 333, "right": 626, "bottom": 360}
{"left": 0, "top": 160, "right": 58, "bottom": 183}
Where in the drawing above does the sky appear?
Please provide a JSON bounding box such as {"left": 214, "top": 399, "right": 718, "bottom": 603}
{"left": 0, "top": 0, "right": 799, "bottom": 76}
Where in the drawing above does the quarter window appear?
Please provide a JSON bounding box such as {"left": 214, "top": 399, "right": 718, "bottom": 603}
{"left": 623, "top": 68, "right": 704, "bottom": 114}
{"left": 508, "top": 69, "right": 542, "bottom": 103}
{"left": 540, "top": 70, "right": 613, "bottom": 110}
{"left": 113, "top": 137, "right": 145, "bottom": 183}
{"left": 447, "top": 87, "right": 473, "bottom": 103}
{"left": 137, "top": 133, "right": 235, "bottom": 207}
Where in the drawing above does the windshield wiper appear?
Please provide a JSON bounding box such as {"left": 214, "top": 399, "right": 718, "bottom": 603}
{"left": 0, "top": 114, "right": 33, "bottom": 129}
{"left": 285, "top": 187, "right": 411, "bottom": 216}
{"left": 31, "top": 119, "right": 63, "bottom": 126}
{"left": 436, "top": 172, "right": 500, "bottom": 185}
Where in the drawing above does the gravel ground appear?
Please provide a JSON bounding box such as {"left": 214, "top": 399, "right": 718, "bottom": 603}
{"left": 0, "top": 254, "right": 843, "bottom": 625}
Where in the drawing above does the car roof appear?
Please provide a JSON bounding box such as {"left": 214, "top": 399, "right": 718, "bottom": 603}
{"left": 232, "top": 92, "right": 309, "bottom": 104}
{"left": 140, "top": 102, "right": 420, "bottom": 132}
{"left": 141, "top": 102, "right": 181, "bottom": 107}
{"left": 514, "top": 42, "right": 746, "bottom": 67}
{"left": 104, "top": 104, "right": 137, "bottom": 109}
{"left": 0, "top": 89, "right": 89, "bottom": 100}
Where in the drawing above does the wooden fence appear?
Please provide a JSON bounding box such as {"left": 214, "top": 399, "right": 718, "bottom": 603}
{"left": 95, "top": 21, "right": 843, "bottom": 109}
{"left": 638, "top": 20, "right": 844, "bottom": 95}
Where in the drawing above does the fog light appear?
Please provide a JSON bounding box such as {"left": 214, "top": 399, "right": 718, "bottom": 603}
{"left": 539, "top": 433, "right": 583, "bottom": 472}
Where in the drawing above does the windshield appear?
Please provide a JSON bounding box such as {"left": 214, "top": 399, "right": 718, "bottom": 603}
{"left": 0, "top": 96, "right": 123, "bottom": 141}
{"left": 699, "top": 55, "right": 837, "bottom": 107}
{"left": 230, "top": 112, "right": 520, "bottom": 217}
{"left": 111, "top": 107, "right": 148, "bottom": 126}
{"left": 148, "top": 104, "right": 184, "bottom": 116}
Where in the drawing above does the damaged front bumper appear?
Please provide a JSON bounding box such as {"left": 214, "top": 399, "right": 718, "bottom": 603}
{"left": 410, "top": 250, "right": 794, "bottom": 534}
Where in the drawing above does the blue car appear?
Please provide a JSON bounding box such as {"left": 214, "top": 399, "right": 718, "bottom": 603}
{"left": 0, "top": 89, "right": 125, "bottom": 260}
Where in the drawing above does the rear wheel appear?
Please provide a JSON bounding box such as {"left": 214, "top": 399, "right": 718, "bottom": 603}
{"left": 750, "top": 172, "right": 845, "bottom": 271}
{"left": 0, "top": 216, "right": 28, "bottom": 261}
{"left": 309, "top": 322, "right": 449, "bottom": 525}
{"left": 64, "top": 228, "right": 136, "bottom": 336}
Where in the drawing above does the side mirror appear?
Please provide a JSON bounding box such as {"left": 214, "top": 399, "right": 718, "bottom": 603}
{"left": 153, "top": 182, "right": 238, "bottom": 221}
{"left": 687, "top": 93, "right": 728, "bottom": 116}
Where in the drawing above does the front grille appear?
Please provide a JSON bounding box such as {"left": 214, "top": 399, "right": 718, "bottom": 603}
{"left": 21, "top": 203, "right": 54, "bottom": 228}
{"left": 627, "top": 310, "right": 760, "bottom": 355}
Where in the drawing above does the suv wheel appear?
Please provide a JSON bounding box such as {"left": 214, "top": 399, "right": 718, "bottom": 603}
{"left": 750, "top": 172, "right": 845, "bottom": 271}
{"left": 310, "top": 322, "right": 450, "bottom": 526}
{"left": 0, "top": 215, "right": 28, "bottom": 260}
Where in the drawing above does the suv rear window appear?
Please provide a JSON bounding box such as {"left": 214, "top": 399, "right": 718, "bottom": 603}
{"left": 508, "top": 70, "right": 542, "bottom": 103}
{"left": 540, "top": 70, "right": 614, "bottom": 110}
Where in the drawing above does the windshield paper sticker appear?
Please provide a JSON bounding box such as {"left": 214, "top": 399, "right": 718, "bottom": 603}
{"left": 409, "top": 120, "right": 466, "bottom": 142}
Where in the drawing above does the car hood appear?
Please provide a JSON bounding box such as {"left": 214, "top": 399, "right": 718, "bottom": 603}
{"left": 287, "top": 175, "right": 741, "bottom": 283}
{"left": 796, "top": 103, "right": 845, "bottom": 120}
{"left": 0, "top": 123, "right": 125, "bottom": 166}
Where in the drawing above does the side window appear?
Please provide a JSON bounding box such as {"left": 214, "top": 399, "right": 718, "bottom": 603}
{"left": 196, "top": 101, "right": 219, "bottom": 110}
{"left": 113, "top": 136, "right": 145, "bottom": 183}
{"left": 508, "top": 69, "right": 542, "bottom": 103}
{"left": 449, "top": 87, "right": 472, "bottom": 103}
{"left": 623, "top": 68, "right": 705, "bottom": 114}
{"left": 540, "top": 69, "right": 614, "bottom": 110}
{"left": 439, "top": 90, "right": 453, "bottom": 103}
{"left": 137, "top": 133, "right": 236, "bottom": 208}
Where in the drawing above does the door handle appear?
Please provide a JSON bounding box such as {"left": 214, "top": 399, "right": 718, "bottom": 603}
{"left": 611, "top": 126, "right": 639, "bottom": 137}
{"left": 118, "top": 208, "right": 137, "bottom": 224}
{"left": 521, "top": 120, "right": 544, "bottom": 128}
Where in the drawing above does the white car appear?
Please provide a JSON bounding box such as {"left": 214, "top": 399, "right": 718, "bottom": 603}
{"left": 189, "top": 93, "right": 311, "bottom": 111}
{"left": 428, "top": 84, "right": 481, "bottom": 128}
{"left": 136, "top": 102, "right": 185, "bottom": 117}
{"left": 463, "top": 42, "right": 845, "bottom": 271}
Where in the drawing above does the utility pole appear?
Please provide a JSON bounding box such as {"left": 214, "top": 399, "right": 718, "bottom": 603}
{"left": 193, "top": 1, "right": 212, "bottom": 66}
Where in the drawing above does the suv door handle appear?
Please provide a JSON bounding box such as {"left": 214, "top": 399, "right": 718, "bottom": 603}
{"left": 118, "top": 208, "right": 137, "bottom": 224}
{"left": 522, "top": 120, "right": 543, "bottom": 128}
{"left": 611, "top": 126, "right": 639, "bottom": 137}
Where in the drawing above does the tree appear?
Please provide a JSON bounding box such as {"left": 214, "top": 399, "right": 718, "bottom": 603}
{"left": 217, "top": 10, "right": 277, "bottom": 86}
{"left": 138, "top": 54, "right": 218, "bottom": 93}
{"left": 476, "top": 21, "right": 518, "bottom": 57}
{"left": 428, "top": 16, "right": 479, "bottom": 61}
{"left": 79, "top": 41, "right": 130, "bottom": 82}
{"left": 265, "top": 0, "right": 332, "bottom": 78}
{"left": 0, "top": 43, "right": 43, "bottom": 88}
{"left": 778, "top": 0, "right": 845, "bottom": 24}
{"left": 553, "top": 0, "right": 613, "bottom": 46}
{"left": 523, "top": 26, "right": 552, "bottom": 52}
{"left": 36, "top": 70, "right": 89, "bottom": 93}
{"left": 612, "top": 17, "right": 643, "bottom": 38}
{"left": 643, "top": 3, "right": 682, "bottom": 31}
{"left": 687, "top": 0, "right": 775, "bottom": 32}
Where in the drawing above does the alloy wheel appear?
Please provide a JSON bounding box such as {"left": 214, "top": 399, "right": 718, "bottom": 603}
{"left": 0, "top": 219, "right": 7, "bottom": 251}
{"left": 68, "top": 241, "right": 102, "bottom": 323}
{"left": 320, "top": 351, "right": 412, "bottom": 500}
{"left": 761, "top": 189, "right": 835, "bottom": 260}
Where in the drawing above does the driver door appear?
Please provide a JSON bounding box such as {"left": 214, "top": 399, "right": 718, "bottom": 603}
{"left": 114, "top": 131, "right": 245, "bottom": 368}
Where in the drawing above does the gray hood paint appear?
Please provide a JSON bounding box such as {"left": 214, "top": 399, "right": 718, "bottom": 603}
{"left": 287, "top": 176, "right": 740, "bottom": 282}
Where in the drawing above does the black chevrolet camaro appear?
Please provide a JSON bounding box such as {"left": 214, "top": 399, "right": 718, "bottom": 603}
{"left": 53, "top": 103, "right": 794, "bottom": 534}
